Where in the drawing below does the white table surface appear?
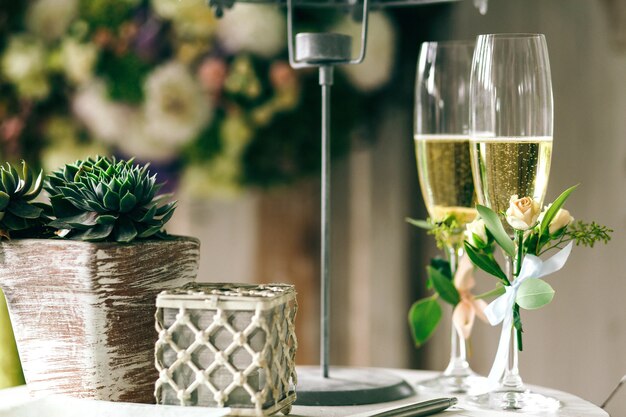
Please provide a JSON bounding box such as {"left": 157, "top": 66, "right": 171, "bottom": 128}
{"left": 0, "top": 368, "right": 608, "bottom": 417}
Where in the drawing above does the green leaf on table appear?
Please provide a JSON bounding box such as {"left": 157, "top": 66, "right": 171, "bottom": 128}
{"left": 477, "top": 205, "right": 515, "bottom": 257}
{"left": 430, "top": 258, "right": 452, "bottom": 278}
{"left": 540, "top": 184, "right": 578, "bottom": 236}
{"left": 408, "top": 298, "right": 442, "bottom": 348}
{"left": 406, "top": 218, "right": 434, "bottom": 230}
{"left": 516, "top": 279, "right": 555, "bottom": 310}
{"left": 464, "top": 241, "right": 509, "bottom": 285}
{"left": 428, "top": 266, "right": 460, "bottom": 306}
{"left": 475, "top": 285, "right": 506, "bottom": 300}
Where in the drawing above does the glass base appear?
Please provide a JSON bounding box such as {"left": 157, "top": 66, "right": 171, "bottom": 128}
{"left": 470, "top": 388, "right": 561, "bottom": 412}
{"left": 417, "top": 371, "right": 495, "bottom": 396}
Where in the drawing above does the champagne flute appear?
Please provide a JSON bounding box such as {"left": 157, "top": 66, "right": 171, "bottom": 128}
{"left": 469, "top": 33, "right": 556, "bottom": 411}
{"left": 414, "top": 40, "right": 490, "bottom": 395}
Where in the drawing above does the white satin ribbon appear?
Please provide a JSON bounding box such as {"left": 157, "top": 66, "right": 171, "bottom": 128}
{"left": 484, "top": 242, "right": 573, "bottom": 382}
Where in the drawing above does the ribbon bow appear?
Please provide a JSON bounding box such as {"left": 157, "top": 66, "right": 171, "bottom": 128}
{"left": 484, "top": 242, "right": 573, "bottom": 382}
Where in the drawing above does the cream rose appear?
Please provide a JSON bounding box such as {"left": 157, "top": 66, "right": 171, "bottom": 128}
{"left": 538, "top": 206, "right": 574, "bottom": 234}
{"left": 465, "top": 218, "right": 487, "bottom": 246}
{"left": 505, "top": 195, "right": 540, "bottom": 230}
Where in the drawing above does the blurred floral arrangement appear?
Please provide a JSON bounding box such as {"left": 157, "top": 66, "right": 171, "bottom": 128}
{"left": 0, "top": 0, "right": 396, "bottom": 198}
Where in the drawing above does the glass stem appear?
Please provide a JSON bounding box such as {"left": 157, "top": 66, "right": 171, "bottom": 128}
{"left": 501, "top": 245, "right": 524, "bottom": 390}
{"left": 443, "top": 245, "right": 470, "bottom": 377}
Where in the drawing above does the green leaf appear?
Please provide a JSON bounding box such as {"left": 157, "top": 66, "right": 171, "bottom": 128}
{"left": 103, "top": 190, "right": 120, "bottom": 211}
{"left": 96, "top": 214, "right": 118, "bottom": 225}
{"left": 429, "top": 258, "right": 451, "bottom": 279}
{"left": 159, "top": 204, "right": 176, "bottom": 225}
{"left": 79, "top": 223, "right": 114, "bottom": 241}
{"left": 428, "top": 266, "right": 460, "bottom": 306}
{"left": 115, "top": 217, "right": 137, "bottom": 243}
{"left": 477, "top": 205, "right": 515, "bottom": 257}
{"left": 137, "top": 225, "right": 162, "bottom": 238}
{"left": 516, "top": 279, "right": 555, "bottom": 310}
{"left": 95, "top": 183, "right": 104, "bottom": 200}
{"left": 119, "top": 191, "right": 137, "bottom": 213}
{"left": 0, "top": 191, "right": 9, "bottom": 211}
{"left": 57, "top": 212, "right": 99, "bottom": 227}
{"left": 408, "top": 298, "right": 442, "bottom": 348}
{"left": 513, "top": 304, "right": 523, "bottom": 351}
{"left": 138, "top": 205, "right": 157, "bottom": 223}
{"left": 49, "top": 195, "right": 82, "bottom": 218}
{"left": 406, "top": 218, "right": 434, "bottom": 230}
{"left": 58, "top": 186, "right": 84, "bottom": 202}
{"left": 7, "top": 200, "right": 43, "bottom": 219}
{"left": 540, "top": 184, "right": 578, "bottom": 237}
{"left": 18, "top": 161, "right": 33, "bottom": 196}
{"left": 475, "top": 285, "right": 506, "bottom": 300}
{"left": 1, "top": 170, "right": 16, "bottom": 194}
{"left": 464, "top": 241, "right": 509, "bottom": 285}
{"left": 86, "top": 199, "right": 107, "bottom": 212}
{"left": 1, "top": 212, "right": 29, "bottom": 230}
{"left": 155, "top": 201, "right": 176, "bottom": 216}
{"left": 63, "top": 164, "right": 79, "bottom": 182}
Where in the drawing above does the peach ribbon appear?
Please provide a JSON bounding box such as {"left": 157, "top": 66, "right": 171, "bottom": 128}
{"left": 451, "top": 255, "right": 489, "bottom": 340}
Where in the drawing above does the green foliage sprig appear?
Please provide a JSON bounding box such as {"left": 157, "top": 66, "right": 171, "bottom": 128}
{"left": 406, "top": 215, "right": 464, "bottom": 250}
{"left": 45, "top": 156, "right": 176, "bottom": 243}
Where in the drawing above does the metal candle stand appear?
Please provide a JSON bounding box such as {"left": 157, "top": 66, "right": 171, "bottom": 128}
{"left": 281, "top": 0, "right": 416, "bottom": 406}
{"left": 206, "top": 0, "right": 487, "bottom": 407}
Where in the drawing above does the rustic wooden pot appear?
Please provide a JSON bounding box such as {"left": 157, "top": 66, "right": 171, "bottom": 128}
{"left": 0, "top": 236, "right": 200, "bottom": 403}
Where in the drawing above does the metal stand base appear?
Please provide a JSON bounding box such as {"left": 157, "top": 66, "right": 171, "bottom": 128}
{"left": 294, "top": 366, "right": 415, "bottom": 406}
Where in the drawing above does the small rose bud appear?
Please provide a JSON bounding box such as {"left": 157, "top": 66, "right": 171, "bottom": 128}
{"left": 465, "top": 218, "right": 488, "bottom": 247}
{"left": 505, "top": 195, "right": 540, "bottom": 230}
{"left": 539, "top": 205, "right": 574, "bottom": 234}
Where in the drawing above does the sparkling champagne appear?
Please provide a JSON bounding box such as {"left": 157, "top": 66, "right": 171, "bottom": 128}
{"left": 415, "top": 135, "right": 477, "bottom": 225}
{"left": 470, "top": 137, "right": 552, "bottom": 215}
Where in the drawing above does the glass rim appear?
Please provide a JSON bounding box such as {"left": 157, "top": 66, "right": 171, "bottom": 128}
{"left": 420, "top": 40, "right": 475, "bottom": 48}
{"left": 476, "top": 33, "right": 546, "bottom": 40}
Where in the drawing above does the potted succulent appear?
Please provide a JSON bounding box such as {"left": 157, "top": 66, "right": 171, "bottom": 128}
{"left": 0, "top": 156, "right": 200, "bottom": 403}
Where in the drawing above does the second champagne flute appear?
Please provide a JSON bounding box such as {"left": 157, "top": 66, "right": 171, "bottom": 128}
{"left": 469, "top": 33, "right": 556, "bottom": 411}
{"left": 414, "top": 40, "right": 491, "bottom": 395}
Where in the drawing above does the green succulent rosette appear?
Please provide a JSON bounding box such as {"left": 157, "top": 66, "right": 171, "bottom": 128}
{"left": 45, "top": 156, "right": 176, "bottom": 243}
{"left": 0, "top": 162, "right": 47, "bottom": 239}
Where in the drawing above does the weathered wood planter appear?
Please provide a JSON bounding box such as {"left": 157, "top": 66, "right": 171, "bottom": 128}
{"left": 0, "top": 237, "right": 200, "bottom": 403}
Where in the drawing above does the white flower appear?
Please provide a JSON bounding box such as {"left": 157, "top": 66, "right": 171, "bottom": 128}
{"left": 143, "top": 61, "right": 213, "bottom": 148}
{"left": 115, "top": 112, "right": 179, "bottom": 162}
{"left": 26, "top": 0, "right": 78, "bottom": 43}
{"left": 151, "top": 0, "right": 181, "bottom": 19}
{"left": 72, "top": 80, "right": 129, "bottom": 143}
{"left": 1, "top": 35, "right": 49, "bottom": 99}
{"left": 216, "top": 4, "right": 286, "bottom": 58}
{"left": 152, "top": 0, "right": 217, "bottom": 39}
{"left": 333, "top": 12, "right": 396, "bottom": 92}
{"left": 61, "top": 38, "right": 98, "bottom": 85}
{"left": 538, "top": 205, "right": 574, "bottom": 234}
{"left": 465, "top": 218, "right": 488, "bottom": 246}
{"left": 505, "top": 195, "right": 541, "bottom": 230}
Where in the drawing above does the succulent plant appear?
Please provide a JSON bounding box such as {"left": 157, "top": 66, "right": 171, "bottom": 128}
{"left": 0, "top": 162, "right": 47, "bottom": 239}
{"left": 45, "top": 156, "right": 176, "bottom": 243}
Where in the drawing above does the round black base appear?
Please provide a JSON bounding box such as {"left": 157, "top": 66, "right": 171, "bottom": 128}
{"left": 294, "top": 366, "right": 416, "bottom": 406}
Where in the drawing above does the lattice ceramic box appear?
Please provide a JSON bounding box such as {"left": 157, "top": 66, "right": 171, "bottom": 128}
{"left": 154, "top": 283, "right": 298, "bottom": 416}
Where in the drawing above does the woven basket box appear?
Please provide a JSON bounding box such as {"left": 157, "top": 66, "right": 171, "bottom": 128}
{"left": 154, "top": 283, "right": 297, "bottom": 416}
